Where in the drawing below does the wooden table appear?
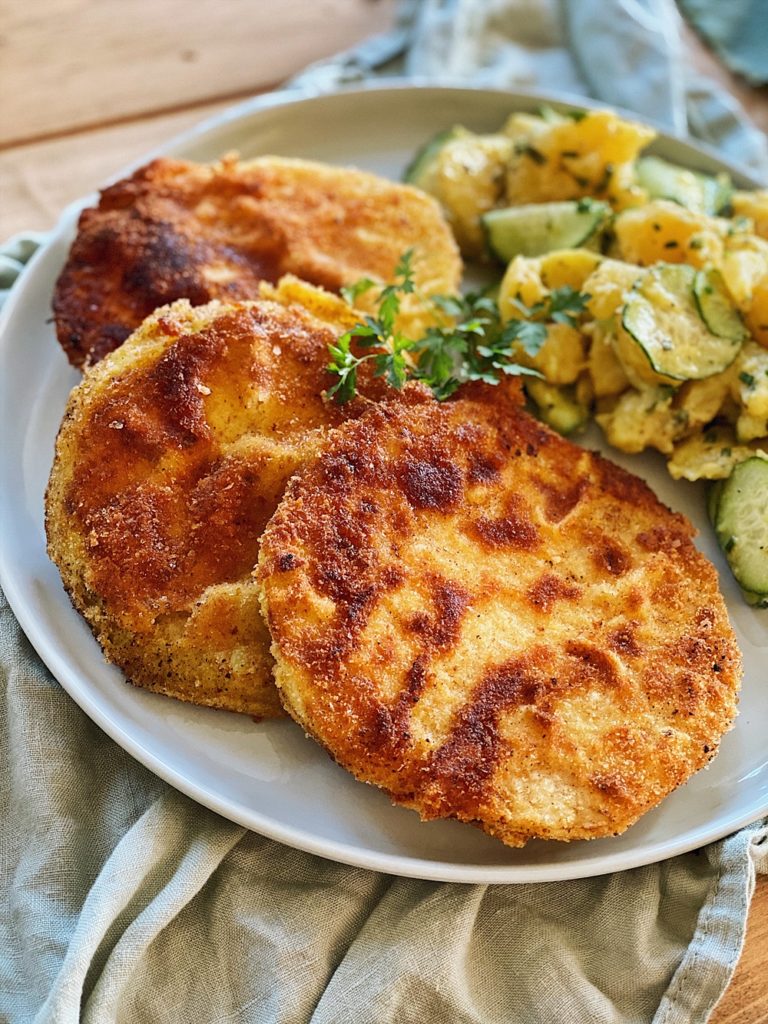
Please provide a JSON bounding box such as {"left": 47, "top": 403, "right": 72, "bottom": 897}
{"left": 1, "top": 2, "right": 765, "bottom": 1019}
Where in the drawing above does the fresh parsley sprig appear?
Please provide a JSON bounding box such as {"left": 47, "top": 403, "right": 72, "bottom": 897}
{"left": 505, "top": 285, "right": 589, "bottom": 331}
{"left": 327, "top": 255, "right": 589, "bottom": 404}
{"left": 327, "top": 250, "right": 418, "bottom": 403}
{"left": 410, "top": 292, "right": 546, "bottom": 399}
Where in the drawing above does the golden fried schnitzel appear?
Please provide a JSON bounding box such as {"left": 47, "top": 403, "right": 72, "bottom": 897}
{"left": 258, "top": 385, "right": 741, "bottom": 846}
{"left": 45, "top": 279, "right": 391, "bottom": 717}
{"left": 53, "top": 155, "right": 461, "bottom": 368}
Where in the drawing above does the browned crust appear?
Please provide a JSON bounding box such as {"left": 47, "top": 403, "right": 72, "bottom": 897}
{"left": 52, "top": 155, "right": 461, "bottom": 368}
{"left": 258, "top": 388, "right": 742, "bottom": 846}
{"left": 45, "top": 287, "right": 390, "bottom": 717}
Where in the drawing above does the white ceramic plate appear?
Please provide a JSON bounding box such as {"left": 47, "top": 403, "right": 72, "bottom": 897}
{"left": 2, "top": 84, "right": 767, "bottom": 884}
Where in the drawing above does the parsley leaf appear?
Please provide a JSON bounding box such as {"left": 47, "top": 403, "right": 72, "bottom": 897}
{"left": 326, "top": 332, "right": 369, "bottom": 405}
{"left": 340, "top": 277, "right": 377, "bottom": 305}
{"left": 511, "top": 286, "right": 588, "bottom": 331}
{"left": 326, "top": 254, "right": 589, "bottom": 404}
{"left": 503, "top": 319, "right": 548, "bottom": 357}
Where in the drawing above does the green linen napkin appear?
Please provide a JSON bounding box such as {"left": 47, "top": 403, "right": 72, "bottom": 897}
{"left": 4, "top": 1, "right": 768, "bottom": 1019}
{"left": 2, "top": 580, "right": 767, "bottom": 1023}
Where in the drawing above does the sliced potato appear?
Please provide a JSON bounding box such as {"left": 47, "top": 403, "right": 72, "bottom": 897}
{"left": 582, "top": 259, "right": 642, "bottom": 321}
{"left": 612, "top": 200, "right": 725, "bottom": 268}
{"left": 498, "top": 255, "right": 547, "bottom": 315}
{"left": 720, "top": 232, "right": 768, "bottom": 308}
{"left": 505, "top": 109, "right": 654, "bottom": 208}
{"left": 408, "top": 127, "right": 513, "bottom": 258}
{"left": 523, "top": 323, "right": 586, "bottom": 385}
{"left": 596, "top": 386, "right": 687, "bottom": 455}
{"left": 732, "top": 341, "right": 768, "bottom": 441}
{"left": 732, "top": 189, "right": 768, "bottom": 240}
{"left": 745, "top": 273, "right": 768, "bottom": 349}
{"left": 540, "top": 248, "right": 603, "bottom": 291}
{"left": 676, "top": 367, "right": 736, "bottom": 428}
{"left": 584, "top": 320, "right": 630, "bottom": 398}
{"left": 669, "top": 426, "right": 768, "bottom": 481}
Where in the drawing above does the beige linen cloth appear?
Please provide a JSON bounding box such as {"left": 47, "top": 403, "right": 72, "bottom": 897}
{"left": 3, "top": 2, "right": 768, "bottom": 1021}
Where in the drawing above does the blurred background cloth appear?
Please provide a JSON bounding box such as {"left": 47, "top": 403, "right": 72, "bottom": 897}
{"left": 290, "top": 0, "right": 768, "bottom": 178}
{"left": 679, "top": 0, "right": 768, "bottom": 86}
{"left": 3, "top": 1, "right": 768, "bottom": 1023}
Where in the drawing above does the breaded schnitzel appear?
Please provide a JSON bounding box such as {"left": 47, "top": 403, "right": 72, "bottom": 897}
{"left": 45, "top": 279, "right": 390, "bottom": 717}
{"left": 52, "top": 155, "right": 461, "bottom": 368}
{"left": 258, "top": 386, "right": 741, "bottom": 846}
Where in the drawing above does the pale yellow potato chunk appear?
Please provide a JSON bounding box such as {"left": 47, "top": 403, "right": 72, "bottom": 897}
{"left": 540, "top": 249, "right": 602, "bottom": 291}
{"left": 502, "top": 112, "right": 553, "bottom": 143}
{"left": 745, "top": 273, "right": 768, "bottom": 348}
{"left": 583, "top": 259, "right": 642, "bottom": 321}
{"left": 498, "top": 258, "right": 586, "bottom": 384}
{"left": 504, "top": 110, "right": 654, "bottom": 208}
{"left": 732, "top": 190, "right": 768, "bottom": 239}
{"left": 732, "top": 341, "right": 768, "bottom": 441}
{"left": 584, "top": 321, "right": 630, "bottom": 398}
{"left": 420, "top": 129, "right": 513, "bottom": 258}
{"left": 498, "top": 255, "right": 547, "bottom": 314}
{"left": 596, "top": 386, "right": 687, "bottom": 455}
{"left": 612, "top": 200, "right": 725, "bottom": 268}
{"left": 719, "top": 231, "right": 768, "bottom": 305}
{"left": 669, "top": 426, "right": 768, "bottom": 481}
{"left": 525, "top": 323, "right": 587, "bottom": 385}
{"left": 676, "top": 368, "right": 736, "bottom": 429}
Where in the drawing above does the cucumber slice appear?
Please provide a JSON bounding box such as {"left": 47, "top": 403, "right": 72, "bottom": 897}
{"left": 481, "top": 200, "right": 610, "bottom": 262}
{"left": 693, "top": 268, "right": 749, "bottom": 343}
{"left": 525, "top": 379, "right": 589, "bottom": 435}
{"left": 713, "top": 456, "right": 768, "bottom": 601}
{"left": 707, "top": 479, "right": 724, "bottom": 525}
{"left": 403, "top": 127, "right": 461, "bottom": 188}
{"left": 621, "top": 264, "right": 743, "bottom": 382}
{"left": 636, "top": 155, "right": 732, "bottom": 215}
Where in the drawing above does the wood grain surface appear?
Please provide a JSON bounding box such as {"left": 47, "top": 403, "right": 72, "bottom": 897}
{"left": 0, "top": 0, "right": 396, "bottom": 145}
{"left": 1, "top": 2, "right": 765, "bottom": 1019}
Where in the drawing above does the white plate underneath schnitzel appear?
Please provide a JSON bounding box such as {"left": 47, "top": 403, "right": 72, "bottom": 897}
{"left": 1, "top": 84, "right": 766, "bottom": 882}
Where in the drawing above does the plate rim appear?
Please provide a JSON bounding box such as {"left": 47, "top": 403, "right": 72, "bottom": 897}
{"left": 2, "top": 81, "right": 766, "bottom": 884}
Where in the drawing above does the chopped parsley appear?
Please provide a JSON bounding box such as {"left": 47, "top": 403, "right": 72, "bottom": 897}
{"left": 507, "top": 285, "right": 590, "bottom": 331}
{"left": 515, "top": 142, "right": 547, "bottom": 165}
{"left": 327, "top": 250, "right": 416, "bottom": 403}
{"left": 327, "top": 256, "right": 591, "bottom": 404}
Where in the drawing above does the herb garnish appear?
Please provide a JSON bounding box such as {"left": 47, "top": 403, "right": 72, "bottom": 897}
{"left": 326, "top": 252, "right": 590, "bottom": 404}
{"left": 327, "top": 250, "right": 417, "bottom": 403}
{"left": 514, "top": 142, "right": 547, "bottom": 165}
{"left": 505, "top": 285, "right": 589, "bottom": 331}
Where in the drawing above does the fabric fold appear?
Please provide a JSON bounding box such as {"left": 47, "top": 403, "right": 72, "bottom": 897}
{"left": 34, "top": 794, "right": 244, "bottom": 1024}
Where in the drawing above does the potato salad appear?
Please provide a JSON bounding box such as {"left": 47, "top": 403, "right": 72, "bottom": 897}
{"left": 406, "top": 106, "right": 768, "bottom": 606}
